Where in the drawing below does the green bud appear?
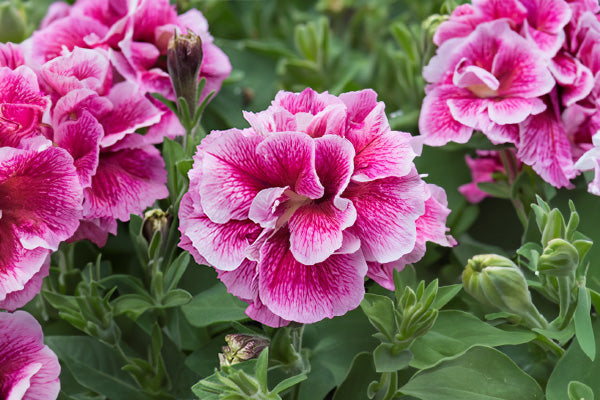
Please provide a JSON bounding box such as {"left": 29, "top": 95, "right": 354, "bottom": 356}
{"left": 167, "top": 31, "right": 203, "bottom": 117}
{"left": 219, "top": 334, "right": 270, "bottom": 367}
{"left": 0, "top": 2, "right": 27, "bottom": 43}
{"left": 541, "top": 209, "right": 566, "bottom": 247}
{"left": 538, "top": 238, "right": 579, "bottom": 277}
{"left": 463, "top": 254, "right": 547, "bottom": 329}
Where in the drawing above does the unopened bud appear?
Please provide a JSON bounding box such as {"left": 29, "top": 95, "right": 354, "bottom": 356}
{"left": 167, "top": 31, "right": 203, "bottom": 116}
{"left": 541, "top": 209, "right": 566, "bottom": 247}
{"left": 538, "top": 239, "right": 579, "bottom": 277}
{"left": 463, "top": 254, "right": 547, "bottom": 329}
{"left": 0, "top": 2, "right": 27, "bottom": 43}
{"left": 142, "top": 209, "right": 172, "bottom": 243}
{"left": 219, "top": 334, "right": 270, "bottom": 367}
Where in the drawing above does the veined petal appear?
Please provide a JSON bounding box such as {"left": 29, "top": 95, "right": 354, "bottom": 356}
{"left": 258, "top": 228, "right": 367, "bottom": 323}
{"left": 344, "top": 170, "right": 427, "bottom": 263}
{"left": 83, "top": 146, "right": 167, "bottom": 221}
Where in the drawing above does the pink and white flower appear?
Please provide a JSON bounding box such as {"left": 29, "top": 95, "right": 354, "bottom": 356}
{"left": 420, "top": 20, "right": 555, "bottom": 146}
{"left": 30, "top": 0, "right": 231, "bottom": 138}
{"left": 180, "top": 88, "right": 455, "bottom": 326}
{"left": 39, "top": 47, "right": 168, "bottom": 246}
{"left": 0, "top": 142, "right": 82, "bottom": 310}
{"left": 0, "top": 311, "right": 61, "bottom": 400}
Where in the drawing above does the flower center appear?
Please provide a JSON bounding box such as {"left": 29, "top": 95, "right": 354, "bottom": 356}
{"left": 275, "top": 189, "right": 311, "bottom": 229}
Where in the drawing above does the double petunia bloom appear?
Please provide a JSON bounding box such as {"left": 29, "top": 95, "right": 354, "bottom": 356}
{"left": 420, "top": 0, "right": 600, "bottom": 192}
{"left": 179, "top": 88, "right": 455, "bottom": 327}
{"left": 0, "top": 311, "right": 61, "bottom": 400}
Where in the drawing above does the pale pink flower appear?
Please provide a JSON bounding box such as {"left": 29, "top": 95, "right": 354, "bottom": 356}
{"left": 420, "top": 20, "right": 555, "bottom": 146}
{"left": 180, "top": 89, "right": 455, "bottom": 326}
{"left": 0, "top": 311, "right": 60, "bottom": 400}
{"left": 575, "top": 131, "right": 600, "bottom": 195}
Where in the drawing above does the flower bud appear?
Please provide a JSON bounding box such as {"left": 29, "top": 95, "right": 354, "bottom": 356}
{"left": 463, "top": 254, "right": 547, "bottom": 329}
{"left": 219, "top": 334, "right": 270, "bottom": 367}
{"left": 0, "top": 2, "right": 27, "bottom": 43}
{"left": 541, "top": 209, "right": 566, "bottom": 247}
{"left": 142, "top": 209, "right": 172, "bottom": 243}
{"left": 167, "top": 31, "right": 203, "bottom": 117}
{"left": 538, "top": 238, "right": 579, "bottom": 277}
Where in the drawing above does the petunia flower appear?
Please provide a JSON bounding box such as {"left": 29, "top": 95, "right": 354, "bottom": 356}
{"left": 0, "top": 310, "right": 61, "bottom": 400}
{"left": 0, "top": 140, "right": 82, "bottom": 310}
{"left": 180, "top": 88, "right": 455, "bottom": 326}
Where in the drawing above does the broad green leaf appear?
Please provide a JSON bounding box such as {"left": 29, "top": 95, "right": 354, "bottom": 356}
{"left": 161, "top": 289, "right": 192, "bottom": 308}
{"left": 360, "top": 293, "right": 396, "bottom": 341}
{"left": 181, "top": 282, "right": 248, "bottom": 327}
{"left": 410, "top": 310, "right": 536, "bottom": 369}
{"left": 332, "top": 353, "right": 378, "bottom": 400}
{"left": 431, "top": 284, "right": 462, "bottom": 309}
{"left": 112, "top": 294, "right": 155, "bottom": 319}
{"left": 373, "top": 343, "right": 412, "bottom": 372}
{"left": 547, "top": 318, "right": 600, "bottom": 400}
{"left": 401, "top": 346, "right": 544, "bottom": 400}
{"left": 297, "top": 309, "right": 378, "bottom": 400}
{"left": 569, "top": 381, "right": 594, "bottom": 400}
{"left": 46, "top": 336, "right": 152, "bottom": 400}
{"left": 574, "top": 287, "right": 596, "bottom": 361}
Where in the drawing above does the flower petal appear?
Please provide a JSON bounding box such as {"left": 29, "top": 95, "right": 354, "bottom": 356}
{"left": 258, "top": 228, "right": 367, "bottom": 323}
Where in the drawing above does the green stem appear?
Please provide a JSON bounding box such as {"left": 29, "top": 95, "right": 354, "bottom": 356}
{"left": 499, "top": 149, "right": 528, "bottom": 228}
{"left": 382, "top": 372, "right": 398, "bottom": 400}
{"left": 534, "top": 334, "right": 565, "bottom": 358}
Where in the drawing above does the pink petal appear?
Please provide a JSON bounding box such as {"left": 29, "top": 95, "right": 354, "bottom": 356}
{"left": 488, "top": 97, "right": 547, "bottom": 124}
{"left": 83, "top": 146, "right": 168, "bottom": 221}
{"left": 69, "top": 217, "right": 117, "bottom": 247}
{"left": 419, "top": 85, "right": 475, "bottom": 146}
{"left": 99, "top": 81, "right": 163, "bottom": 147}
{"left": 258, "top": 228, "right": 367, "bottom": 323}
{"left": 273, "top": 88, "right": 343, "bottom": 115}
{"left": 53, "top": 110, "right": 103, "bottom": 189}
{"left": 343, "top": 170, "right": 427, "bottom": 263}
{"left": 0, "top": 145, "right": 83, "bottom": 251}
{"left": 0, "top": 43, "right": 25, "bottom": 69}
{"left": 0, "top": 311, "right": 60, "bottom": 400}
{"left": 0, "top": 66, "right": 48, "bottom": 148}
{"left": 199, "top": 130, "right": 269, "bottom": 223}
{"left": 0, "top": 255, "right": 50, "bottom": 311}
{"left": 453, "top": 61, "right": 500, "bottom": 90}
{"left": 517, "top": 95, "right": 577, "bottom": 188}
{"left": 40, "top": 47, "right": 112, "bottom": 97}
{"left": 179, "top": 192, "right": 261, "bottom": 271}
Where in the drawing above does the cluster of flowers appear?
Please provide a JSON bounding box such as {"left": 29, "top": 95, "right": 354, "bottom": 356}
{"left": 1, "top": 1, "right": 231, "bottom": 398}
{"left": 179, "top": 88, "right": 456, "bottom": 327}
{"left": 420, "top": 0, "right": 600, "bottom": 193}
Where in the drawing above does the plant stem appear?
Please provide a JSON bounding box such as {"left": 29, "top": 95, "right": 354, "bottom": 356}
{"left": 382, "top": 372, "right": 398, "bottom": 400}
{"left": 534, "top": 334, "right": 565, "bottom": 358}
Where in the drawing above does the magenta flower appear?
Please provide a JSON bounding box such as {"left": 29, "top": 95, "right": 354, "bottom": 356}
{"left": 0, "top": 141, "right": 82, "bottom": 310}
{"left": 434, "top": 0, "right": 572, "bottom": 56}
{"left": 0, "top": 311, "right": 60, "bottom": 400}
{"left": 458, "top": 150, "right": 522, "bottom": 203}
{"left": 30, "top": 0, "right": 231, "bottom": 139}
{"left": 179, "top": 88, "right": 455, "bottom": 326}
{"left": 420, "top": 20, "right": 555, "bottom": 146}
{"left": 39, "top": 47, "right": 168, "bottom": 246}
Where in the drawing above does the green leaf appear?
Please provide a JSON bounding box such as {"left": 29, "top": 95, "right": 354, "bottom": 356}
{"left": 569, "top": 381, "right": 594, "bottom": 400}
{"left": 477, "top": 181, "right": 512, "bottom": 199}
{"left": 410, "top": 310, "right": 536, "bottom": 369}
{"left": 574, "top": 287, "right": 596, "bottom": 361}
{"left": 46, "top": 336, "right": 153, "bottom": 400}
{"left": 401, "top": 346, "right": 544, "bottom": 400}
{"left": 298, "top": 309, "right": 378, "bottom": 400}
{"left": 547, "top": 318, "right": 600, "bottom": 400}
{"left": 164, "top": 252, "right": 190, "bottom": 292}
{"left": 112, "top": 294, "right": 155, "bottom": 319}
{"left": 181, "top": 282, "right": 248, "bottom": 327}
{"left": 360, "top": 293, "right": 396, "bottom": 341}
{"left": 271, "top": 373, "right": 307, "bottom": 395}
{"left": 161, "top": 289, "right": 192, "bottom": 308}
{"left": 372, "top": 343, "right": 412, "bottom": 372}
{"left": 332, "top": 353, "right": 378, "bottom": 400}
{"left": 431, "top": 284, "right": 462, "bottom": 310}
